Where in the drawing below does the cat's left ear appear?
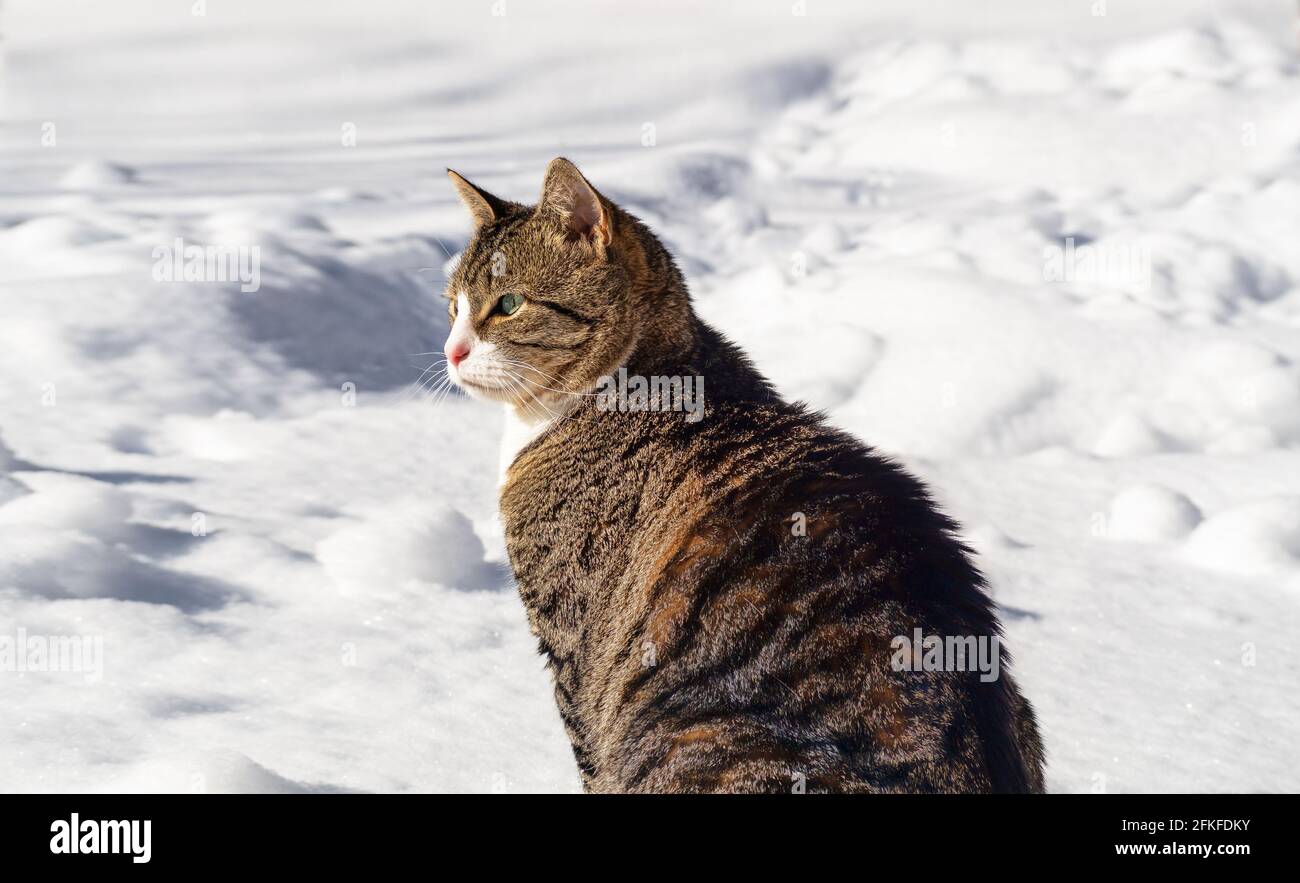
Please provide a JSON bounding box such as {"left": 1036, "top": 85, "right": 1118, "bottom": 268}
{"left": 538, "top": 157, "right": 613, "bottom": 249}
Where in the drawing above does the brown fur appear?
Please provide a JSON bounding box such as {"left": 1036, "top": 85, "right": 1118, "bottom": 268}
{"left": 444, "top": 158, "right": 1046, "bottom": 793}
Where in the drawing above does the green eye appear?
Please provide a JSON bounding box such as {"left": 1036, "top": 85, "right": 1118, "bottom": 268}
{"left": 498, "top": 293, "right": 524, "bottom": 316}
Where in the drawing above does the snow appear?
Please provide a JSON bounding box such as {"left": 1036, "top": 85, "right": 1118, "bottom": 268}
{"left": 1106, "top": 484, "right": 1203, "bottom": 544}
{"left": 1185, "top": 498, "right": 1300, "bottom": 578}
{"left": 316, "top": 501, "right": 504, "bottom": 592}
{"left": 1, "top": 0, "right": 1298, "bottom": 793}
{"left": 58, "top": 160, "right": 137, "bottom": 190}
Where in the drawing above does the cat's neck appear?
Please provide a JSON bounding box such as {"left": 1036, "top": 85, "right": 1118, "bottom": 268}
{"left": 617, "top": 221, "right": 774, "bottom": 402}
{"left": 626, "top": 301, "right": 696, "bottom": 373}
{"left": 498, "top": 400, "right": 557, "bottom": 484}
{"left": 619, "top": 215, "right": 698, "bottom": 372}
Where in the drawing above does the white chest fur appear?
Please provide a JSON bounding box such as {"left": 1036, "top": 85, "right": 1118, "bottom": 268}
{"left": 498, "top": 405, "right": 551, "bottom": 485}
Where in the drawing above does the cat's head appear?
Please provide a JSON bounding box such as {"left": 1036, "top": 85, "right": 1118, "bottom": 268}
{"left": 441, "top": 158, "right": 643, "bottom": 415}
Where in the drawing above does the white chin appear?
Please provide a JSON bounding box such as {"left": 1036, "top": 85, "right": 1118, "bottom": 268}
{"left": 455, "top": 376, "right": 518, "bottom": 404}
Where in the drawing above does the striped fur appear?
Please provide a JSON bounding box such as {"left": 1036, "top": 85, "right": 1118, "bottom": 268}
{"left": 445, "top": 159, "right": 1046, "bottom": 793}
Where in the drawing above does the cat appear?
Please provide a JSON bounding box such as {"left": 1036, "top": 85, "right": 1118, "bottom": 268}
{"left": 442, "top": 158, "right": 1045, "bottom": 793}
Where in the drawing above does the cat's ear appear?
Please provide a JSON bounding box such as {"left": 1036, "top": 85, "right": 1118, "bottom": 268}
{"left": 538, "top": 157, "right": 613, "bottom": 249}
{"left": 447, "top": 169, "right": 512, "bottom": 231}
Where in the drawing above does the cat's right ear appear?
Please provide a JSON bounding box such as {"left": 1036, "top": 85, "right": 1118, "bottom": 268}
{"left": 447, "top": 169, "right": 511, "bottom": 231}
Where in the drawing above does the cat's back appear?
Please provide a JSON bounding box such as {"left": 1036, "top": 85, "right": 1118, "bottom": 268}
{"left": 500, "top": 327, "right": 1045, "bottom": 793}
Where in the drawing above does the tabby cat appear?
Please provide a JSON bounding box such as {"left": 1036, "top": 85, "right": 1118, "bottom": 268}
{"left": 441, "top": 158, "right": 1045, "bottom": 793}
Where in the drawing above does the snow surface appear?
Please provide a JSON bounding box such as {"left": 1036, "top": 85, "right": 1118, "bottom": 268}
{"left": 1, "top": 0, "right": 1298, "bottom": 793}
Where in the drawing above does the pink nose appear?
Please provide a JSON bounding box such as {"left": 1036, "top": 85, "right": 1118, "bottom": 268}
{"left": 446, "top": 340, "right": 470, "bottom": 368}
